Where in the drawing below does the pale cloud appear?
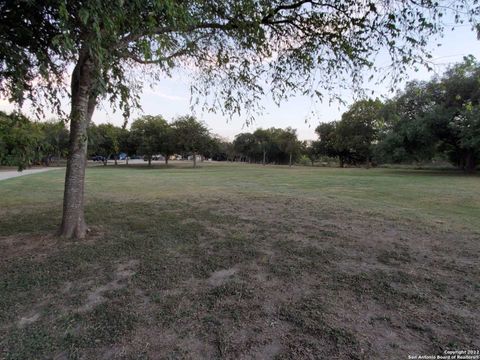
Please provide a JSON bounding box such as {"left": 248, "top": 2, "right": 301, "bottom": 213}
{"left": 145, "top": 87, "right": 187, "bottom": 102}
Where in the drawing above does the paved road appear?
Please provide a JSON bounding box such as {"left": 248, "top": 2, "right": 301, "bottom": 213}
{"left": 0, "top": 167, "right": 61, "bottom": 181}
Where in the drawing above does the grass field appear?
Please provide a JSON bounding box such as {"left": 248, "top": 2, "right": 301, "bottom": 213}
{"left": 1, "top": 162, "right": 479, "bottom": 359}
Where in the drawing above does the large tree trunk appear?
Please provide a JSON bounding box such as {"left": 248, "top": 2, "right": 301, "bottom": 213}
{"left": 465, "top": 151, "right": 476, "bottom": 173}
{"left": 60, "top": 54, "right": 96, "bottom": 239}
{"left": 289, "top": 152, "right": 292, "bottom": 167}
{"left": 165, "top": 156, "right": 168, "bottom": 166}
{"left": 262, "top": 149, "right": 266, "bottom": 166}
{"left": 193, "top": 151, "right": 197, "bottom": 168}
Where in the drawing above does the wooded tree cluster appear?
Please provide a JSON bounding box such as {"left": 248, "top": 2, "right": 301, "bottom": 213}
{"left": 232, "top": 127, "right": 302, "bottom": 166}
{"left": 308, "top": 57, "right": 480, "bottom": 172}
{"left": 0, "top": 111, "right": 69, "bottom": 170}
{"left": 0, "top": 113, "right": 219, "bottom": 169}
{"left": 88, "top": 115, "right": 213, "bottom": 168}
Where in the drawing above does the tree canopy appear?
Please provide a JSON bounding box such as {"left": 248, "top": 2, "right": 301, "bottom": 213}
{"left": 1, "top": 1, "right": 478, "bottom": 117}
{"left": 130, "top": 115, "right": 169, "bottom": 165}
{"left": 234, "top": 127, "right": 302, "bottom": 165}
{"left": 88, "top": 123, "right": 122, "bottom": 164}
{"left": 312, "top": 57, "right": 480, "bottom": 171}
{"left": 172, "top": 115, "right": 210, "bottom": 167}
{"left": 0, "top": 112, "right": 70, "bottom": 169}
{"left": 334, "top": 99, "right": 384, "bottom": 165}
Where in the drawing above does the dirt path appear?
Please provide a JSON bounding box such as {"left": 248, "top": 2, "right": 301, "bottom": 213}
{"left": 0, "top": 167, "right": 61, "bottom": 181}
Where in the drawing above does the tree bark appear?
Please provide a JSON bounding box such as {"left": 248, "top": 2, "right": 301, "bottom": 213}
{"left": 59, "top": 53, "right": 96, "bottom": 239}
{"left": 465, "top": 151, "right": 476, "bottom": 173}
{"left": 263, "top": 149, "right": 266, "bottom": 166}
{"left": 165, "top": 156, "right": 169, "bottom": 166}
{"left": 289, "top": 152, "right": 292, "bottom": 167}
{"left": 193, "top": 151, "right": 197, "bottom": 168}
{"left": 148, "top": 156, "right": 152, "bottom": 166}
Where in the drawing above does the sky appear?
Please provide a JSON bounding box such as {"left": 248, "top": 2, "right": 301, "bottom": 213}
{"left": 1, "top": 23, "right": 479, "bottom": 141}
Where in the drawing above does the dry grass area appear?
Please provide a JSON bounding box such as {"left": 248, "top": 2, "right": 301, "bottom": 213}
{"left": 0, "top": 163, "right": 479, "bottom": 359}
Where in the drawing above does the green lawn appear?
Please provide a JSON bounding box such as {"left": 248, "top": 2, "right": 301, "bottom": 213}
{"left": 1, "top": 162, "right": 479, "bottom": 359}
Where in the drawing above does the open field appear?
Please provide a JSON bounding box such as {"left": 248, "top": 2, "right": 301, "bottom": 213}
{"left": 1, "top": 162, "right": 479, "bottom": 359}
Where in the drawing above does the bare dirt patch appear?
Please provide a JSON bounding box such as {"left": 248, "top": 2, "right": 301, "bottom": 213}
{"left": 17, "top": 313, "right": 40, "bottom": 328}
{"left": 78, "top": 260, "right": 139, "bottom": 312}
{"left": 144, "top": 194, "right": 479, "bottom": 358}
{"left": 208, "top": 267, "right": 238, "bottom": 287}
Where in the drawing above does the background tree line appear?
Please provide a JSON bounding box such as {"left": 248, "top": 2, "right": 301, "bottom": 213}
{"left": 1, "top": 57, "right": 479, "bottom": 171}
{"left": 231, "top": 128, "right": 302, "bottom": 166}
{"left": 307, "top": 56, "right": 480, "bottom": 172}
{"left": 87, "top": 119, "right": 306, "bottom": 167}
{"left": 0, "top": 114, "right": 216, "bottom": 169}
{"left": 89, "top": 115, "right": 225, "bottom": 168}
{"left": 0, "top": 111, "right": 69, "bottom": 170}
{"left": 0, "top": 111, "right": 303, "bottom": 168}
